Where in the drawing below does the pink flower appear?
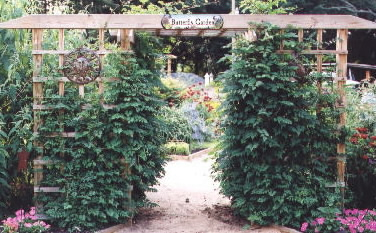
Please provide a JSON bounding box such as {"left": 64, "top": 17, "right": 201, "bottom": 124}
{"left": 316, "top": 217, "right": 325, "bottom": 225}
{"left": 29, "top": 207, "right": 36, "bottom": 216}
{"left": 369, "top": 210, "right": 376, "bottom": 216}
{"left": 300, "top": 222, "right": 308, "bottom": 232}
{"left": 15, "top": 209, "right": 24, "bottom": 218}
{"left": 24, "top": 223, "right": 33, "bottom": 228}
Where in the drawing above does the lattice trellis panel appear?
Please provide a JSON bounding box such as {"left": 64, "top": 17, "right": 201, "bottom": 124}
{"left": 31, "top": 28, "right": 134, "bottom": 216}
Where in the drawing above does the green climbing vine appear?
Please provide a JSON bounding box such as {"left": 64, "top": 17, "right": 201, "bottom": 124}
{"left": 214, "top": 23, "right": 341, "bottom": 228}
{"left": 36, "top": 33, "right": 167, "bottom": 231}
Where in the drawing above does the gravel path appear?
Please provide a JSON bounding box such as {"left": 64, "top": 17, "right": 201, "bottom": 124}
{"left": 114, "top": 154, "right": 292, "bottom": 233}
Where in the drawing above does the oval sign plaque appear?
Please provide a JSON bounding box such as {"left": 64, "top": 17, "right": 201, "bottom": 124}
{"left": 161, "top": 14, "right": 224, "bottom": 30}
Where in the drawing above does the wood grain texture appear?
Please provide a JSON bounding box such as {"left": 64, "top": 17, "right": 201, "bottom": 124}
{"left": 34, "top": 187, "right": 62, "bottom": 193}
{"left": 33, "top": 77, "right": 120, "bottom": 82}
{"left": 33, "top": 104, "right": 117, "bottom": 110}
{"left": 1, "top": 14, "right": 376, "bottom": 30}
{"left": 336, "top": 29, "right": 348, "bottom": 209}
{"left": 33, "top": 160, "right": 59, "bottom": 165}
{"left": 277, "top": 50, "right": 347, "bottom": 55}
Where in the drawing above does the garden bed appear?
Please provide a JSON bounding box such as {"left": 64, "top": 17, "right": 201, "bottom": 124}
{"left": 168, "top": 148, "right": 212, "bottom": 161}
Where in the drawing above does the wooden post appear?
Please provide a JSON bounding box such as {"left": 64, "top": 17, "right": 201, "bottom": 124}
{"left": 280, "top": 29, "right": 285, "bottom": 50}
{"left": 365, "top": 70, "right": 371, "bottom": 81}
{"left": 120, "top": 28, "right": 133, "bottom": 224}
{"left": 120, "top": 29, "right": 131, "bottom": 51}
{"left": 32, "top": 29, "right": 44, "bottom": 207}
{"left": 336, "top": 28, "right": 348, "bottom": 209}
{"left": 298, "top": 29, "right": 304, "bottom": 43}
{"left": 58, "top": 29, "right": 65, "bottom": 96}
{"left": 167, "top": 57, "right": 172, "bottom": 78}
{"left": 98, "top": 29, "right": 105, "bottom": 97}
{"left": 78, "top": 85, "right": 85, "bottom": 98}
{"left": 316, "top": 29, "right": 323, "bottom": 114}
{"left": 58, "top": 29, "right": 65, "bottom": 159}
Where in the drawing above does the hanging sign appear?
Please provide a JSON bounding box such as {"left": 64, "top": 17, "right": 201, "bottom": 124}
{"left": 161, "top": 14, "right": 224, "bottom": 30}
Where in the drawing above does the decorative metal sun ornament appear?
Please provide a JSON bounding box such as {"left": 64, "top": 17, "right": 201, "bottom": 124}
{"left": 62, "top": 47, "right": 101, "bottom": 84}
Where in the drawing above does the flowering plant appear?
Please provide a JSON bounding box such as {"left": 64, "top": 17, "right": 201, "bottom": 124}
{"left": 1, "top": 207, "right": 50, "bottom": 233}
{"left": 349, "top": 127, "right": 376, "bottom": 165}
{"left": 180, "top": 82, "right": 215, "bottom": 112}
{"left": 301, "top": 209, "right": 376, "bottom": 233}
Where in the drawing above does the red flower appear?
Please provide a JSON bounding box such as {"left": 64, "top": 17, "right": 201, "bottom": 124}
{"left": 352, "top": 133, "right": 361, "bottom": 138}
{"left": 198, "top": 82, "right": 203, "bottom": 85}
{"left": 356, "top": 127, "right": 368, "bottom": 133}
{"left": 369, "top": 141, "right": 376, "bottom": 147}
{"left": 361, "top": 155, "right": 369, "bottom": 160}
{"left": 360, "top": 134, "right": 369, "bottom": 139}
{"left": 349, "top": 137, "right": 358, "bottom": 144}
{"left": 370, "top": 136, "right": 376, "bottom": 141}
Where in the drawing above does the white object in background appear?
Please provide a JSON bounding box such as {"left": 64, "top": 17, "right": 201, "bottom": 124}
{"left": 209, "top": 73, "right": 214, "bottom": 84}
{"left": 204, "top": 73, "right": 210, "bottom": 86}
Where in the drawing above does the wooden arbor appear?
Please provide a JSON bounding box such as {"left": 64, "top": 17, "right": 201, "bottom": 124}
{"left": 1, "top": 14, "right": 376, "bottom": 208}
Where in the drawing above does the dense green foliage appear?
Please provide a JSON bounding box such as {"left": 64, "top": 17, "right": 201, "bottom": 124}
{"left": 240, "top": 0, "right": 294, "bottom": 14}
{"left": 0, "top": 0, "right": 33, "bottom": 217}
{"left": 160, "top": 107, "right": 192, "bottom": 143}
{"left": 214, "top": 23, "right": 341, "bottom": 228}
{"left": 0, "top": 115, "right": 9, "bottom": 215}
{"left": 165, "top": 141, "right": 190, "bottom": 155}
{"left": 36, "top": 33, "right": 167, "bottom": 231}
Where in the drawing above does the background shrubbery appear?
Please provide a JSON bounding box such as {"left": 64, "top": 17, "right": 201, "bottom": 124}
{"left": 0, "top": 0, "right": 33, "bottom": 218}
{"left": 345, "top": 88, "right": 376, "bottom": 210}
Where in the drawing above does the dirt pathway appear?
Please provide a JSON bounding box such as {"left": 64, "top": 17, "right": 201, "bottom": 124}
{"left": 115, "top": 154, "right": 290, "bottom": 233}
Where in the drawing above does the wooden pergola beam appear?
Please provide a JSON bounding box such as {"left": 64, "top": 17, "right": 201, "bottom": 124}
{"left": 1, "top": 14, "right": 376, "bottom": 30}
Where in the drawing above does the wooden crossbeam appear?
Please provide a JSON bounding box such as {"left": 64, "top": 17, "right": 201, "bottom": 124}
{"left": 277, "top": 50, "right": 347, "bottom": 55}
{"left": 33, "top": 104, "right": 117, "bottom": 110}
{"left": 34, "top": 132, "right": 76, "bottom": 138}
{"left": 33, "top": 160, "right": 59, "bottom": 165}
{"left": 32, "top": 50, "right": 132, "bottom": 55}
{"left": 32, "top": 77, "right": 120, "bottom": 82}
{"left": 34, "top": 187, "right": 62, "bottom": 193}
{"left": 1, "top": 14, "right": 376, "bottom": 30}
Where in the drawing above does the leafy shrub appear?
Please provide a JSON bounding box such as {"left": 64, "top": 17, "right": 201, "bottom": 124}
{"left": 37, "top": 33, "right": 167, "bottom": 231}
{"left": 159, "top": 106, "right": 192, "bottom": 143}
{"left": 0, "top": 114, "right": 9, "bottom": 217}
{"left": 214, "top": 23, "right": 340, "bottom": 228}
{"left": 165, "top": 141, "right": 190, "bottom": 155}
{"left": 157, "top": 77, "right": 185, "bottom": 107}
{"left": 0, "top": 0, "right": 34, "bottom": 217}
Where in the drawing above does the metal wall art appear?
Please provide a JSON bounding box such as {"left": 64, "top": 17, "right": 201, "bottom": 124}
{"left": 62, "top": 47, "right": 101, "bottom": 84}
